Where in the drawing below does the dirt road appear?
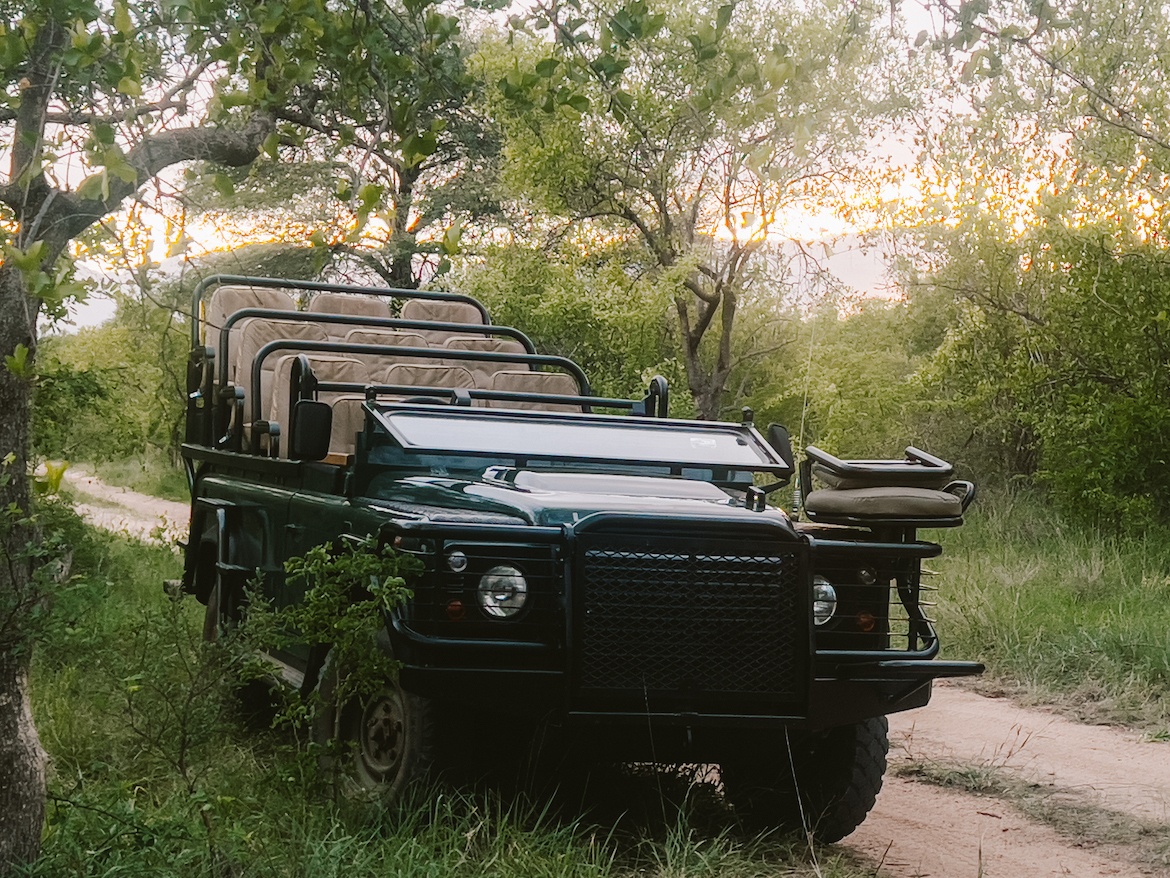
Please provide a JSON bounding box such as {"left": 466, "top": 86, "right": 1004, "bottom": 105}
{"left": 64, "top": 473, "right": 1170, "bottom": 877}
{"left": 64, "top": 468, "right": 188, "bottom": 545}
{"left": 847, "top": 682, "right": 1169, "bottom": 876}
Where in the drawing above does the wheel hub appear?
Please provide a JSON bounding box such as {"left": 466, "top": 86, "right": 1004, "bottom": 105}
{"left": 361, "top": 694, "right": 405, "bottom": 773}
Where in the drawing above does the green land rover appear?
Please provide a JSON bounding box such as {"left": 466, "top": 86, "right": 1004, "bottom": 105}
{"left": 179, "top": 275, "right": 981, "bottom": 841}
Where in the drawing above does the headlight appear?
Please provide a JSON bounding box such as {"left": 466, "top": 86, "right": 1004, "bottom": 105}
{"left": 477, "top": 565, "right": 528, "bottom": 618}
{"left": 813, "top": 575, "right": 837, "bottom": 626}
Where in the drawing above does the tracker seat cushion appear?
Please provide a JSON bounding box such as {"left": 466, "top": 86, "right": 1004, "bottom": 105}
{"left": 804, "top": 486, "right": 963, "bottom": 520}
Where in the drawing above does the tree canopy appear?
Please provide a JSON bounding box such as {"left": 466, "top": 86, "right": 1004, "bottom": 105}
{"left": 486, "top": 0, "right": 902, "bottom": 418}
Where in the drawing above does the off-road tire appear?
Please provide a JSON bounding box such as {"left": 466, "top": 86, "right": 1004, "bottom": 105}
{"left": 722, "top": 716, "right": 888, "bottom": 842}
{"left": 313, "top": 650, "right": 435, "bottom": 803}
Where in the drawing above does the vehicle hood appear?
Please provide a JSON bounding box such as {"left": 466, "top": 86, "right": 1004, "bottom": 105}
{"left": 360, "top": 469, "right": 794, "bottom": 531}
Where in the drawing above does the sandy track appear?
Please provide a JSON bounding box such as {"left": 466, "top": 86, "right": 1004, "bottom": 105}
{"left": 62, "top": 475, "right": 1168, "bottom": 876}
{"left": 63, "top": 468, "right": 189, "bottom": 545}
{"left": 844, "top": 680, "right": 1168, "bottom": 877}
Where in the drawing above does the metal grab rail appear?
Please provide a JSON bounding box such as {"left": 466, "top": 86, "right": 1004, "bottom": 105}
{"left": 212, "top": 306, "right": 537, "bottom": 391}
{"left": 248, "top": 339, "right": 594, "bottom": 425}
{"left": 191, "top": 274, "right": 492, "bottom": 347}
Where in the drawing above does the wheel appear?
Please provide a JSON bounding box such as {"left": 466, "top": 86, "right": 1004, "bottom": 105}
{"left": 313, "top": 650, "right": 435, "bottom": 802}
{"left": 721, "top": 716, "right": 888, "bottom": 842}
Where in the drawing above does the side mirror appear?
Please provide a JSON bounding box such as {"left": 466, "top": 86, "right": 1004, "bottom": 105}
{"left": 766, "top": 423, "right": 795, "bottom": 471}
{"left": 290, "top": 400, "right": 332, "bottom": 461}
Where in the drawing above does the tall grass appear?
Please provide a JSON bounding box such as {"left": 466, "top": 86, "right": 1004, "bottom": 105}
{"left": 932, "top": 487, "right": 1170, "bottom": 729}
{"left": 26, "top": 517, "right": 872, "bottom": 878}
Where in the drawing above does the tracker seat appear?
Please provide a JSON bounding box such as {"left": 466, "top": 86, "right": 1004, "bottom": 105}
{"left": 800, "top": 446, "right": 974, "bottom": 528}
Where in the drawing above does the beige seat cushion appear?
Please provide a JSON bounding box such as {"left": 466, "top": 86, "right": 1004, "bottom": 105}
{"left": 442, "top": 336, "right": 528, "bottom": 386}
{"left": 269, "top": 355, "right": 369, "bottom": 456}
{"left": 204, "top": 285, "right": 295, "bottom": 341}
{"left": 400, "top": 298, "right": 486, "bottom": 343}
{"left": 343, "top": 328, "right": 430, "bottom": 348}
{"left": 328, "top": 396, "right": 368, "bottom": 456}
{"left": 308, "top": 292, "right": 391, "bottom": 319}
{"left": 375, "top": 362, "right": 477, "bottom": 399}
{"left": 233, "top": 319, "right": 330, "bottom": 419}
{"left": 812, "top": 462, "right": 951, "bottom": 491}
{"left": 487, "top": 370, "right": 582, "bottom": 411}
{"left": 804, "top": 486, "right": 962, "bottom": 519}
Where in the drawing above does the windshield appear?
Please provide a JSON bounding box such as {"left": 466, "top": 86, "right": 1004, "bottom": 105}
{"left": 367, "top": 405, "right": 790, "bottom": 477}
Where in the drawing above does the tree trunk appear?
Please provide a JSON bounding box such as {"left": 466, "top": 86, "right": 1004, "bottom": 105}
{"left": 0, "top": 263, "right": 46, "bottom": 875}
{"left": 0, "top": 656, "right": 46, "bottom": 875}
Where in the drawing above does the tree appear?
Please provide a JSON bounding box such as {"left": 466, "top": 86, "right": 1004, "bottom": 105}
{"left": 172, "top": 7, "right": 498, "bottom": 287}
{"left": 891, "top": 0, "right": 1170, "bottom": 516}
{"left": 926, "top": 0, "right": 1170, "bottom": 161}
{"left": 487, "top": 0, "right": 901, "bottom": 419}
{"left": 0, "top": 0, "right": 477, "bottom": 869}
{"left": 450, "top": 239, "right": 683, "bottom": 403}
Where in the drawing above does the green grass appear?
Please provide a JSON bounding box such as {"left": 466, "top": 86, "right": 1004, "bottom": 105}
{"left": 25, "top": 517, "right": 876, "bottom": 878}
{"left": 83, "top": 452, "right": 190, "bottom": 503}
{"left": 931, "top": 487, "right": 1170, "bottom": 730}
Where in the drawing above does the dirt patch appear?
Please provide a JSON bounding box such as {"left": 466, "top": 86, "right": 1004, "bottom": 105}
{"left": 63, "top": 468, "right": 188, "bottom": 545}
{"left": 891, "top": 681, "right": 1170, "bottom": 825}
{"left": 847, "top": 775, "right": 1154, "bottom": 877}
{"left": 842, "top": 680, "right": 1170, "bottom": 876}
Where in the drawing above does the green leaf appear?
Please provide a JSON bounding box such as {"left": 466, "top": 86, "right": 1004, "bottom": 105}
{"left": 565, "top": 93, "right": 590, "bottom": 114}
{"left": 76, "top": 173, "right": 106, "bottom": 201}
{"left": 5, "top": 241, "right": 45, "bottom": 273}
{"left": 356, "top": 183, "right": 383, "bottom": 211}
{"left": 535, "top": 57, "right": 560, "bottom": 77}
{"left": 212, "top": 174, "right": 235, "bottom": 198}
{"left": 715, "top": 3, "right": 734, "bottom": 37}
{"left": 5, "top": 343, "right": 30, "bottom": 378}
{"left": 440, "top": 223, "right": 462, "bottom": 256}
{"left": 113, "top": 1, "right": 133, "bottom": 35}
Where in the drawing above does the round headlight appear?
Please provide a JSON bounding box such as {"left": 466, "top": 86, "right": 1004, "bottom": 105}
{"left": 477, "top": 565, "right": 528, "bottom": 618}
{"left": 813, "top": 575, "right": 837, "bottom": 626}
{"left": 446, "top": 550, "right": 468, "bottom": 572}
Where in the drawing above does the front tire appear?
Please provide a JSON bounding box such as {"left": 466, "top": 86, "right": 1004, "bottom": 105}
{"left": 313, "top": 651, "right": 435, "bottom": 802}
{"left": 722, "top": 716, "right": 888, "bottom": 842}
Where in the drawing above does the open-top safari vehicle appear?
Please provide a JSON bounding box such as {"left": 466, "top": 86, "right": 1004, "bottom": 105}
{"left": 178, "top": 275, "right": 981, "bottom": 841}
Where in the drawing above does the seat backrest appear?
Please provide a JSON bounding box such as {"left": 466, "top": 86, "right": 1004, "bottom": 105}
{"left": 308, "top": 292, "right": 392, "bottom": 320}
{"left": 441, "top": 336, "right": 529, "bottom": 387}
{"left": 375, "top": 362, "right": 477, "bottom": 399}
{"left": 487, "top": 370, "right": 583, "bottom": 411}
{"left": 204, "top": 285, "right": 296, "bottom": 340}
{"left": 329, "top": 396, "right": 369, "bottom": 457}
{"left": 340, "top": 328, "right": 433, "bottom": 375}
{"left": 234, "top": 318, "right": 331, "bottom": 419}
{"left": 269, "top": 355, "right": 369, "bottom": 457}
{"left": 399, "top": 298, "right": 486, "bottom": 344}
{"left": 205, "top": 287, "right": 299, "bottom": 393}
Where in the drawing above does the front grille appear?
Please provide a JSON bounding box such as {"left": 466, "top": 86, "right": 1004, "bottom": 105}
{"left": 574, "top": 532, "right": 806, "bottom": 703}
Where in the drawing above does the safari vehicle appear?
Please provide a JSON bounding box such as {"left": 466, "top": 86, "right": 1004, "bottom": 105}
{"left": 178, "top": 274, "right": 981, "bottom": 841}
